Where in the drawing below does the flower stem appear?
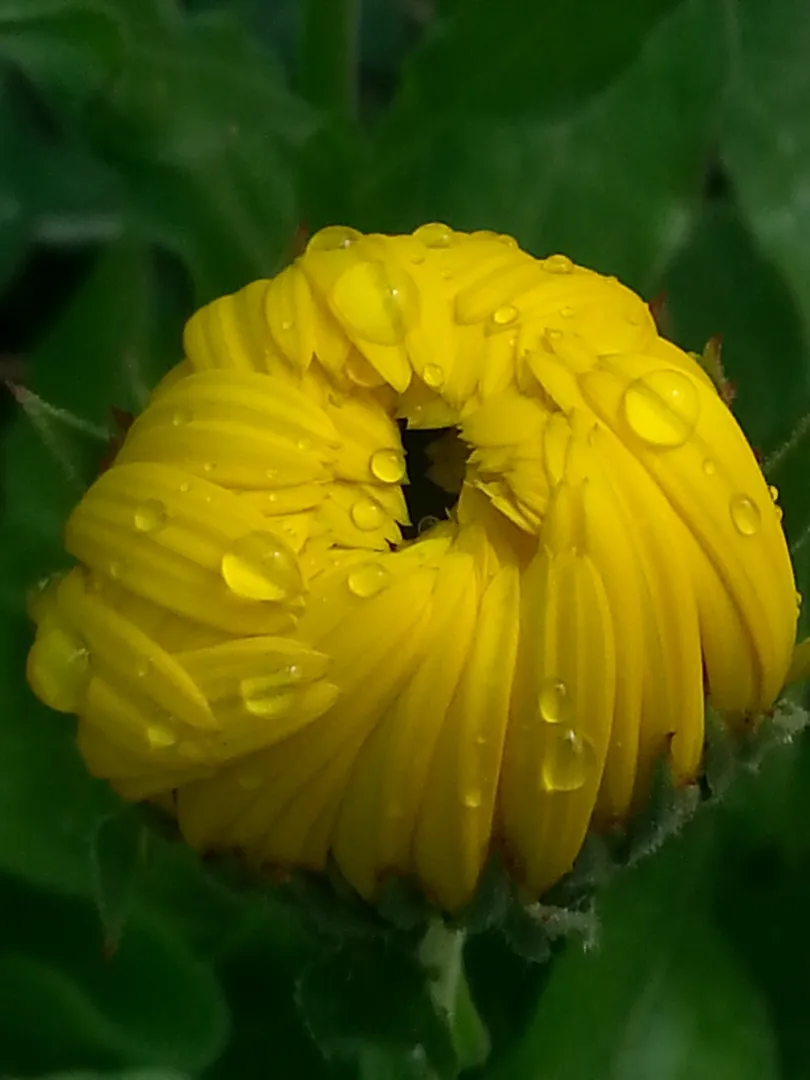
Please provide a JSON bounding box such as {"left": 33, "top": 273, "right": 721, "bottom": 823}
{"left": 299, "top": 0, "right": 360, "bottom": 120}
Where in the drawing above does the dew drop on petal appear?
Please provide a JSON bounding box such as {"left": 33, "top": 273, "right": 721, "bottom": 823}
{"left": 463, "top": 788, "right": 483, "bottom": 809}
{"left": 768, "top": 484, "right": 779, "bottom": 502}
{"left": 203, "top": 461, "right": 215, "bottom": 474}
{"left": 297, "top": 437, "right": 311, "bottom": 452}
{"left": 702, "top": 459, "right": 716, "bottom": 477}
{"left": 306, "top": 225, "right": 362, "bottom": 252}
{"left": 538, "top": 677, "right": 568, "bottom": 724}
{"left": 370, "top": 448, "right": 406, "bottom": 484}
{"left": 332, "top": 259, "right": 419, "bottom": 346}
{"left": 622, "top": 369, "right": 700, "bottom": 449}
{"left": 491, "top": 304, "right": 518, "bottom": 327}
{"left": 348, "top": 562, "right": 391, "bottom": 598}
{"left": 108, "top": 560, "right": 122, "bottom": 579}
{"left": 729, "top": 494, "right": 761, "bottom": 536}
{"left": 422, "top": 363, "right": 445, "bottom": 388}
{"left": 412, "top": 222, "right": 454, "bottom": 248}
{"left": 146, "top": 723, "right": 176, "bottom": 749}
{"left": 172, "top": 409, "right": 192, "bottom": 426}
{"left": 418, "top": 515, "right": 440, "bottom": 535}
{"left": 544, "top": 254, "right": 573, "bottom": 274}
{"left": 134, "top": 498, "right": 167, "bottom": 534}
{"left": 27, "top": 623, "right": 90, "bottom": 712}
{"left": 560, "top": 305, "right": 575, "bottom": 319}
{"left": 221, "top": 531, "right": 303, "bottom": 601}
{"left": 179, "top": 481, "right": 190, "bottom": 493}
{"left": 281, "top": 319, "right": 294, "bottom": 332}
{"left": 350, "top": 496, "right": 386, "bottom": 531}
{"left": 240, "top": 682, "right": 298, "bottom": 719}
{"left": 540, "top": 727, "right": 595, "bottom": 793}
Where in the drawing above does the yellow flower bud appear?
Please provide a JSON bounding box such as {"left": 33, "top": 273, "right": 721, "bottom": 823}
{"left": 27, "top": 225, "right": 797, "bottom": 911}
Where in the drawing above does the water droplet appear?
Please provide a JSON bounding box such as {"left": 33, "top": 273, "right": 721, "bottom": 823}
{"left": 544, "top": 254, "right": 573, "bottom": 274}
{"left": 108, "top": 560, "right": 122, "bottom": 579}
{"left": 27, "top": 622, "right": 90, "bottom": 712}
{"left": 146, "top": 724, "right": 176, "bottom": 749}
{"left": 221, "top": 531, "right": 303, "bottom": 601}
{"left": 702, "top": 459, "right": 716, "bottom": 477}
{"left": 237, "top": 772, "right": 263, "bottom": 791}
{"left": 729, "top": 494, "right": 761, "bottom": 536}
{"left": 281, "top": 319, "right": 293, "bottom": 332}
{"left": 297, "top": 437, "right": 311, "bottom": 452}
{"left": 418, "top": 515, "right": 440, "bottom": 535}
{"left": 172, "top": 408, "right": 192, "bottom": 426}
{"left": 240, "top": 682, "right": 297, "bottom": 719}
{"left": 306, "top": 225, "right": 362, "bottom": 252}
{"left": 422, "top": 363, "right": 444, "bottom": 388}
{"left": 133, "top": 498, "right": 167, "bottom": 534}
{"left": 440, "top": 269, "right": 452, "bottom": 281}
{"left": 796, "top": 590, "right": 803, "bottom": 609}
{"left": 622, "top": 369, "right": 700, "bottom": 449}
{"left": 560, "top": 305, "right": 575, "bottom": 318}
{"left": 265, "top": 467, "right": 278, "bottom": 482}
{"left": 179, "top": 481, "right": 190, "bottom": 493}
{"left": 538, "top": 677, "right": 568, "bottom": 724}
{"left": 463, "top": 788, "right": 482, "bottom": 809}
{"left": 348, "top": 562, "right": 392, "bottom": 598}
{"left": 332, "top": 259, "right": 419, "bottom": 346}
{"left": 370, "top": 448, "right": 406, "bottom": 484}
{"left": 768, "top": 484, "right": 779, "bottom": 502}
{"left": 410, "top": 252, "right": 426, "bottom": 265}
{"left": 136, "top": 659, "right": 150, "bottom": 678}
{"left": 350, "top": 496, "right": 386, "bottom": 531}
{"left": 203, "top": 461, "right": 215, "bottom": 473}
{"left": 491, "top": 304, "right": 518, "bottom": 327}
{"left": 412, "top": 222, "right": 454, "bottom": 248}
{"left": 540, "top": 727, "right": 595, "bottom": 793}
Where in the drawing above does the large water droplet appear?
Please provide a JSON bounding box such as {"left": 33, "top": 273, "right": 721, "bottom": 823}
{"left": 418, "top": 515, "right": 440, "bottom": 535}
{"left": 622, "top": 369, "right": 700, "bottom": 449}
{"left": 332, "top": 259, "right": 419, "bottom": 346}
{"left": 544, "top": 254, "right": 573, "bottom": 274}
{"left": 729, "top": 494, "right": 761, "bottom": 536}
{"left": 134, "top": 498, "right": 167, "bottom": 534}
{"left": 540, "top": 726, "right": 595, "bottom": 793}
{"left": 422, "top": 363, "right": 445, "bottom": 388}
{"left": 491, "top": 304, "right": 518, "bottom": 327}
{"left": 348, "top": 562, "right": 392, "bottom": 598}
{"left": 306, "top": 225, "right": 362, "bottom": 252}
{"left": 350, "top": 496, "right": 386, "bottom": 531}
{"left": 27, "top": 622, "right": 90, "bottom": 712}
{"left": 221, "top": 531, "right": 303, "bottom": 601}
{"left": 240, "top": 681, "right": 297, "bottom": 719}
{"left": 412, "top": 222, "right": 454, "bottom": 248}
{"left": 370, "top": 448, "right": 406, "bottom": 484}
{"left": 146, "top": 723, "right": 176, "bottom": 749}
{"left": 538, "top": 677, "right": 568, "bottom": 724}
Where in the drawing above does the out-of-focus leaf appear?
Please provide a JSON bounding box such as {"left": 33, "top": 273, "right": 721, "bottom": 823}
{"left": 296, "top": 936, "right": 457, "bottom": 1078}
{"left": 0, "top": 0, "right": 122, "bottom": 102}
{"left": 83, "top": 5, "right": 317, "bottom": 301}
{"left": 724, "top": 0, "right": 810, "bottom": 351}
{"left": 494, "top": 822, "right": 778, "bottom": 1080}
{"left": 22, "top": 1071, "right": 188, "bottom": 1079}
{"left": 0, "top": 874, "right": 228, "bottom": 1075}
{"left": 93, "top": 807, "right": 148, "bottom": 955}
{"left": 356, "top": 0, "right": 726, "bottom": 293}
{"left": 395, "top": 0, "right": 683, "bottom": 117}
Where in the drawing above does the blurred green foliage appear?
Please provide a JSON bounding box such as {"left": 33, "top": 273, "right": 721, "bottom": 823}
{"left": 3, "top": 0, "right": 810, "bottom": 1077}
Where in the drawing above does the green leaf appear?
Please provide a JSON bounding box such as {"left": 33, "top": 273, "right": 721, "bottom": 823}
{"left": 394, "top": 0, "right": 683, "bottom": 117}
{"left": 0, "top": 0, "right": 122, "bottom": 103}
{"left": 495, "top": 822, "right": 778, "bottom": 1080}
{"left": 356, "top": 0, "right": 726, "bottom": 293}
{"left": 723, "top": 0, "right": 810, "bottom": 354}
{"left": 296, "top": 936, "right": 457, "bottom": 1078}
{"left": 93, "top": 807, "right": 149, "bottom": 955}
{"left": 0, "top": 874, "right": 229, "bottom": 1075}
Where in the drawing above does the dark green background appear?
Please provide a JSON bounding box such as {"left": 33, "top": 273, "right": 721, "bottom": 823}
{"left": 2, "top": 1, "right": 810, "bottom": 1077}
